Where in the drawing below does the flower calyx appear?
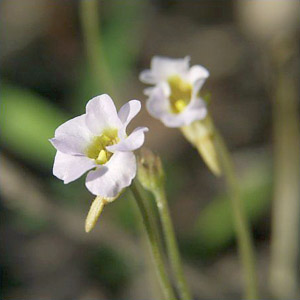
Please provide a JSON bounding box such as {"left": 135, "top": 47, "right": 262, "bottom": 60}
{"left": 137, "top": 148, "right": 165, "bottom": 193}
{"left": 181, "top": 114, "right": 222, "bottom": 176}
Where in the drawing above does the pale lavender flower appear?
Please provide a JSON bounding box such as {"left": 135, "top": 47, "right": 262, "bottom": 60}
{"left": 50, "top": 94, "right": 148, "bottom": 198}
{"left": 139, "top": 56, "right": 209, "bottom": 127}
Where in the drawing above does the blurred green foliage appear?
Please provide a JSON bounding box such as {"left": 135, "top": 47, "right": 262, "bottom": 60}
{"left": 113, "top": 192, "right": 140, "bottom": 234}
{"left": 11, "top": 210, "right": 50, "bottom": 234}
{"left": 102, "top": 2, "right": 145, "bottom": 83}
{"left": 0, "top": 263, "right": 22, "bottom": 294}
{"left": 87, "top": 245, "right": 132, "bottom": 296}
{"left": 73, "top": 1, "right": 145, "bottom": 112}
{"left": 1, "top": 83, "right": 67, "bottom": 169}
{"left": 185, "top": 162, "right": 272, "bottom": 258}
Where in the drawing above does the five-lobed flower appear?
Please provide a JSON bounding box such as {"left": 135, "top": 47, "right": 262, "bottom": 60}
{"left": 50, "top": 94, "right": 148, "bottom": 199}
{"left": 139, "top": 56, "right": 209, "bottom": 128}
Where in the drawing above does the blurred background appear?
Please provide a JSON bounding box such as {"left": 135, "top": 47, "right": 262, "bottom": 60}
{"left": 1, "top": 0, "right": 300, "bottom": 299}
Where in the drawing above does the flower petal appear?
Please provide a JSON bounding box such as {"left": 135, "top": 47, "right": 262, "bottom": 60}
{"left": 164, "top": 97, "right": 207, "bottom": 127}
{"left": 53, "top": 151, "right": 95, "bottom": 184}
{"left": 146, "top": 86, "right": 170, "bottom": 119}
{"left": 50, "top": 114, "right": 92, "bottom": 155}
{"left": 117, "top": 100, "right": 141, "bottom": 138}
{"left": 50, "top": 136, "right": 86, "bottom": 155}
{"left": 118, "top": 100, "right": 141, "bottom": 126}
{"left": 140, "top": 56, "right": 190, "bottom": 85}
{"left": 139, "top": 70, "right": 157, "bottom": 84}
{"left": 143, "top": 87, "right": 155, "bottom": 96}
{"left": 146, "top": 86, "right": 207, "bottom": 128}
{"left": 188, "top": 65, "right": 209, "bottom": 83}
{"left": 85, "top": 94, "right": 122, "bottom": 135}
{"left": 161, "top": 106, "right": 207, "bottom": 127}
{"left": 188, "top": 65, "right": 210, "bottom": 98}
{"left": 151, "top": 56, "right": 190, "bottom": 81}
{"left": 85, "top": 152, "right": 136, "bottom": 197}
{"left": 107, "top": 127, "right": 148, "bottom": 152}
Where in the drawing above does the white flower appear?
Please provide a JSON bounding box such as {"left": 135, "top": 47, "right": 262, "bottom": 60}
{"left": 139, "top": 56, "right": 209, "bottom": 127}
{"left": 50, "top": 94, "right": 148, "bottom": 198}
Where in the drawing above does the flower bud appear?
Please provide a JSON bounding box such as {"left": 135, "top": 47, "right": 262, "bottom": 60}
{"left": 85, "top": 195, "right": 118, "bottom": 233}
{"left": 137, "top": 148, "right": 165, "bottom": 193}
{"left": 181, "top": 114, "right": 222, "bottom": 176}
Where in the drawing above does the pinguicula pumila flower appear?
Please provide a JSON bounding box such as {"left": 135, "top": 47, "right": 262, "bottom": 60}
{"left": 140, "top": 56, "right": 221, "bottom": 176}
{"left": 50, "top": 94, "right": 148, "bottom": 231}
{"left": 139, "top": 56, "right": 209, "bottom": 127}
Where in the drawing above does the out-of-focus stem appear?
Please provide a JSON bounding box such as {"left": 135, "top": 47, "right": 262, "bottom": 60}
{"left": 214, "top": 129, "right": 258, "bottom": 300}
{"left": 153, "top": 188, "right": 192, "bottom": 300}
{"left": 130, "top": 182, "right": 177, "bottom": 300}
{"left": 79, "top": 0, "right": 117, "bottom": 98}
{"left": 269, "top": 37, "right": 300, "bottom": 299}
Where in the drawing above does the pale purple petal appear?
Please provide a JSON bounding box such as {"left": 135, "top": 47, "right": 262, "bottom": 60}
{"left": 146, "top": 86, "right": 170, "bottom": 120}
{"left": 188, "top": 65, "right": 210, "bottom": 98}
{"left": 118, "top": 100, "right": 141, "bottom": 126}
{"left": 151, "top": 56, "right": 190, "bottom": 81}
{"left": 146, "top": 86, "right": 207, "bottom": 128}
{"left": 117, "top": 100, "right": 141, "bottom": 139}
{"left": 53, "top": 151, "right": 95, "bottom": 184}
{"left": 143, "top": 87, "right": 155, "bottom": 96}
{"left": 85, "top": 94, "right": 122, "bottom": 135}
{"left": 85, "top": 152, "right": 136, "bottom": 197}
{"left": 140, "top": 56, "right": 190, "bottom": 85}
{"left": 161, "top": 97, "right": 207, "bottom": 127}
{"left": 107, "top": 127, "right": 148, "bottom": 152}
{"left": 50, "top": 114, "right": 92, "bottom": 155}
{"left": 50, "top": 135, "right": 88, "bottom": 155}
{"left": 139, "top": 70, "right": 157, "bottom": 84}
{"left": 188, "top": 65, "right": 209, "bottom": 83}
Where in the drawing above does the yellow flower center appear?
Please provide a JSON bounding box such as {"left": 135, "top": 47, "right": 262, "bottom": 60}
{"left": 86, "top": 129, "right": 119, "bottom": 165}
{"left": 167, "top": 75, "right": 192, "bottom": 114}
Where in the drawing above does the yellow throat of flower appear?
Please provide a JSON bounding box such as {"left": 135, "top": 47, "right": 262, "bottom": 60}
{"left": 167, "top": 75, "right": 192, "bottom": 114}
{"left": 86, "top": 128, "right": 119, "bottom": 165}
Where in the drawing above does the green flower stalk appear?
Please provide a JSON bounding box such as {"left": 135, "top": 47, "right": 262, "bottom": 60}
{"left": 130, "top": 182, "right": 177, "bottom": 300}
{"left": 214, "top": 129, "right": 258, "bottom": 299}
{"left": 138, "top": 148, "right": 192, "bottom": 300}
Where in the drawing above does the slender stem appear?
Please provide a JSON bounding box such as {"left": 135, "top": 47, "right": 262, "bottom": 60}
{"left": 214, "top": 129, "right": 258, "bottom": 300}
{"left": 79, "top": 0, "right": 117, "bottom": 99}
{"left": 153, "top": 188, "right": 192, "bottom": 300}
{"left": 130, "top": 182, "right": 177, "bottom": 300}
{"left": 269, "top": 37, "right": 300, "bottom": 299}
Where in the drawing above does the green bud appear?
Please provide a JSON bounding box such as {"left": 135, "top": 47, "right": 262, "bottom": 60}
{"left": 137, "top": 148, "right": 165, "bottom": 193}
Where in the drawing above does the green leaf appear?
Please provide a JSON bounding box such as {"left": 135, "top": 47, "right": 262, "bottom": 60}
{"left": 1, "top": 83, "right": 68, "bottom": 168}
